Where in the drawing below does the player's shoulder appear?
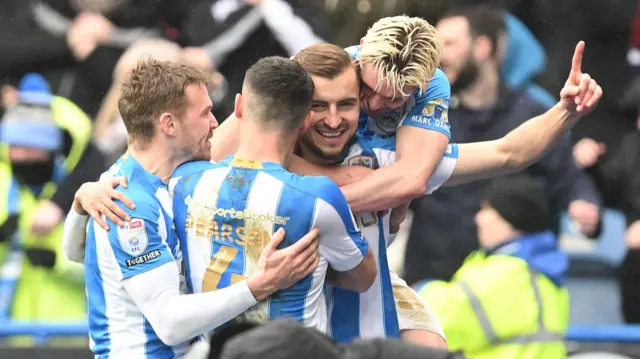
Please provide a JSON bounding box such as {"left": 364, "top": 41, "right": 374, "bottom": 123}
{"left": 288, "top": 175, "right": 347, "bottom": 209}
{"left": 114, "top": 183, "right": 162, "bottom": 223}
{"left": 172, "top": 160, "right": 217, "bottom": 180}
{"left": 358, "top": 131, "right": 396, "bottom": 152}
{"left": 170, "top": 160, "right": 227, "bottom": 197}
{"left": 418, "top": 68, "right": 451, "bottom": 102}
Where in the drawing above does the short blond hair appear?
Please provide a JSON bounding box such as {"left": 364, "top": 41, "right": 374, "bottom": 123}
{"left": 359, "top": 15, "right": 441, "bottom": 96}
{"left": 118, "top": 57, "right": 210, "bottom": 140}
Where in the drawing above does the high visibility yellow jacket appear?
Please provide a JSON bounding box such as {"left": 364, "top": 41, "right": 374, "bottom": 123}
{"left": 0, "top": 96, "right": 91, "bottom": 322}
{"left": 419, "top": 231, "right": 570, "bottom": 359}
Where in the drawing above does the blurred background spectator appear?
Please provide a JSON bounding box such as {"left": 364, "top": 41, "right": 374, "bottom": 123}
{"left": 404, "top": 6, "right": 602, "bottom": 286}
{"left": 1, "top": 0, "right": 640, "bottom": 357}
{"left": 0, "top": 73, "right": 99, "bottom": 344}
{"left": 418, "top": 175, "right": 569, "bottom": 359}
{"left": 179, "top": 0, "right": 330, "bottom": 121}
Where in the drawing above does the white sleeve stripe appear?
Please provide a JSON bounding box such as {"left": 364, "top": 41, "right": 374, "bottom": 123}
{"left": 314, "top": 198, "right": 364, "bottom": 272}
{"left": 425, "top": 155, "right": 457, "bottom": 195}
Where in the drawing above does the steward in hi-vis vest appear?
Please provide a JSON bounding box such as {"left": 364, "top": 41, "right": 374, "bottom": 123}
{"left": 418, "top": 176, "right": 569, "bottom": 359}
{"left": 0, "top": 73, "right": 91, "bottom": 327}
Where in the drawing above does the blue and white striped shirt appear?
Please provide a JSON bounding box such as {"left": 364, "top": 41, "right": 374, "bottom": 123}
{"left": 85, "top": 154, "right": 189, "bottom": 358}
{"left": 170, "top": 156, "right": 369, "bottom": 333}
{"left": 329, "top": 132, "right": 458, "bottom": 342}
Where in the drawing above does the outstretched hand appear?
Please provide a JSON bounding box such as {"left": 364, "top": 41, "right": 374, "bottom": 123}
{"left": 559, "top": 41, "right": 603, "bottom": 115}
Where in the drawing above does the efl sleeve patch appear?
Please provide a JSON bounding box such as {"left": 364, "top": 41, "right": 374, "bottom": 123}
{"left": 108, "top": 216, "right": 174, "bottom": 279}
{"left": 117, "top": 218, "right": 149, "bottom": 256}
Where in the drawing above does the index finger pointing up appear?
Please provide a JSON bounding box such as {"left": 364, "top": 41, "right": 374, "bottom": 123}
{"left": 570, "top": 41, "right": 585, "bottom": 84}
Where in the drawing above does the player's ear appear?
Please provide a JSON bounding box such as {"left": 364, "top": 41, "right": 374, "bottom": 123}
{"left": 159, "top": 112, "right": 177, "bottom": 138}
{"left": 234, "top": 93, "right": 243, "bottom": 120}
{"left": 300, "top": 110, "right": 313, "bottom": 132}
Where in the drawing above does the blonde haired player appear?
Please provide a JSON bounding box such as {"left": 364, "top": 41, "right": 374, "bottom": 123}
{"left": 357, "top": 15, "right": 442, "bottom": 98}
{"left": 212, "top": 15, "right": 451, "bottom": 215}
{"left": 208, "top": 15, "right": 451, "bottom": 346}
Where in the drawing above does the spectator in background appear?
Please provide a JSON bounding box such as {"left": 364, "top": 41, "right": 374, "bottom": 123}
{"left": 0, "top": 0, "right": 180, "bottom": 116}
{"left": 314, "top": 0, "right": 448, "bottom": 47}
{"left": 179, "top": 0, "right": 329, "bottom": 119}
{"left": 452, "top": 0, "right": 636, "bottom": 149}
{"left": 629, "top": 0, "right": 640, "bottom": 75}
{"left": 92, "top": 39, "right": 228, "bottom": 164}
{"left": 418, "top": 176, "right": 569, "bottom": 359}
{"left": 0, "top": 74, "right": 106, "bottom": 242}
{"left": 500, "top": 12, "right": 556, "bottom": 109}
{"left": 573, "top": 77, "right": 640, "bottom": 324}
{"left": 0, "top": 73, "right": 103, "bottom": 333}
{"left": 404, "top": 6, "right": 602, "bottom": 285}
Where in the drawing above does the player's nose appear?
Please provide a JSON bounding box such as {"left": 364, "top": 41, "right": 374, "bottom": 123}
{"left": 324, "top": 108, "right": 341, "bottom": 129}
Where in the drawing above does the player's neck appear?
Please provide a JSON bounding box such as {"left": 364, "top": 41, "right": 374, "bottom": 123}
{"left": 459, "top": 65, "right": 499, "bottom": 109}
{"left": 235, "top": 128, "right": 296, "bottom": 166}
{"left": 128, "top": 139, "right": 185, "bottom": 183}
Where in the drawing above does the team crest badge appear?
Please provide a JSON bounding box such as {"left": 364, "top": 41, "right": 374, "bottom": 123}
{"left": 375, "top": 115, "right": 398, "bottom": 133}
{"left": 347, "top": 155, "right": 375, "bottom": 168}
{"left": 117, "top": 218, "right": 149, "bottom": 256}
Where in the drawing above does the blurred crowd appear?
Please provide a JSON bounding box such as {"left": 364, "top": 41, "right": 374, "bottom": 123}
{"left": 1, "top": 0, "right": 640, "bottom": 358}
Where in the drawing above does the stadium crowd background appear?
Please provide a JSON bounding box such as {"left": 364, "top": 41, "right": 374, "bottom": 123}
{"left": 0, "top": 0, "right": 639, "bottom": 358}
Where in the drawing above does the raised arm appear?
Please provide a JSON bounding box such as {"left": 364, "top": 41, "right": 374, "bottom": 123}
{"left": 446, "top": 104, "right": 577, "bottom": 186}
{"left": 445, "top": 41, "right": 602, "bottom": 187}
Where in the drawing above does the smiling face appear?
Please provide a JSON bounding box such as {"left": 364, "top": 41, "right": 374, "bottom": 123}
{"left": 297, "top": 66, "right": 361, "bottom": 164}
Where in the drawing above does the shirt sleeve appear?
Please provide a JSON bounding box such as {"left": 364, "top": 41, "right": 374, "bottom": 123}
{"left": 312, "top": 180, "right": 369, "bottom": 272}
{"left": 123, "top": 261, "right": 257, "bottom": 346}
{"left": 62, "top": 208, "right": 90, "bottom": 263}
{"left": 402, "top": 69, "right": 452, "bottom": 139}
{"left": 373, "top": 142, "right": 458, "bottom": 195}
{"left": 425, "top": 143, "right": 459, "bottom": 195}
{"left": 107, "top": 199, "right": 174, "bottom": 279}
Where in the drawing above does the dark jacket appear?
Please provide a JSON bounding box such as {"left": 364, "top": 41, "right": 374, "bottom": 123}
{"left": 180, "top": 0, "right": 330, "bottom": 119}
{"left": 584, "top": 130, "right": 640, "bottom": 323}
{"left": 404, "top": 85, "right": 602, "bottom": 285}
{"left": 0, "top": 0, "right": 175, "bottom": 116}
{"left": 452, "top": 0, "right": 637, "bottom": 147}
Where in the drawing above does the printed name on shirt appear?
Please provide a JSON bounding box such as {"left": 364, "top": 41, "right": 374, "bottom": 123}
{"left": 410, "top": 116, "right": 451, "bottom": 131}
{"left": 117, "top": 218, "right": 149, "bottom": 256}
{"left": 185, "top": 212, "right": 272, "bottom": 251}
{"left": 125, "top": 250, "right": 162, "bottom": 267}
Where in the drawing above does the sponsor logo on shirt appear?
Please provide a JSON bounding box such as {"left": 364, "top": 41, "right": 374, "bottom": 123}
{"left": 118, "top": 218, "right": 149, "bottom": 256}
{"left": 347, "top": 155, "right": 375, "bottom": 169}
{"left": 125, "top": 249, "right": 162, "bottom": 267}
